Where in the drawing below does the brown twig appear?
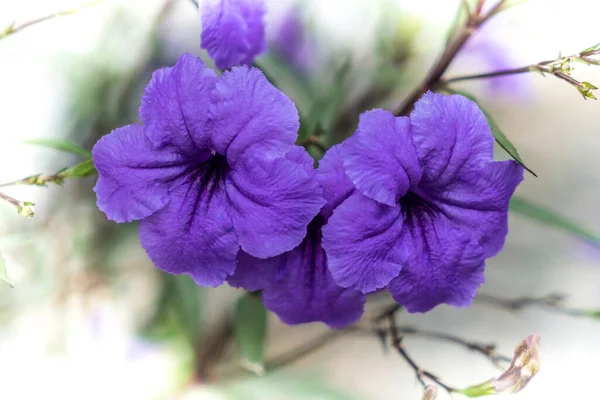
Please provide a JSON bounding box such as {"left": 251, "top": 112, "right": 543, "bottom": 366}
{"left": 265, "top": 329, "right": 351, "bottom": 371}
{"left": 443, "top": 46, "right": 600, "bottom": 99}
{"left": 388, "top": 314, "right": 456, "bottom": 393}
{"left": 477, "top": 292, "right": 600, "bottom": 318}
{"left": 392, "top": 326, "right": 512, "bottom": 367}
{"left": 193, "top": 317, "right": 235, "bottom": 382}
{"left": 393, "top": 0, "right": 507, "bottom": 116}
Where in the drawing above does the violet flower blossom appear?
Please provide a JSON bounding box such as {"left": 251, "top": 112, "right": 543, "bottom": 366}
{"left": 322, "top": 92, "right": 524, "bottom": 313}
{"left": 269, "top": 4, "right": 315, "bottom": 73}
{"left": 229, "top": 146, "right": 366, "bottom": 328}
{"left": 201, "top": 0, "right": 266, "bottom": 69}
{"left": 92, "top": 53, "right": 324, "bottom": 287}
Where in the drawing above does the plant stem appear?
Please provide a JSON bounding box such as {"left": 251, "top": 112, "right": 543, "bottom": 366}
{"left": 0, "top": 191, "right": 22, "bottom": 209}
{"left": 392, "top": 326, "right": 512, "bottom": 366}
{"left": 444, "top": 65, "right": 534, "bottom": 84}
{"left": 393, "top": 0, "right": 506, "bottom": 116}
{"left": 0, "top": 1, "right": 104, "bottom": 40}
{"left": 477, "top": 292, "right": 600, "bottom": 318}
{"left": 388, "top": 314, "right": 456, "bottom": 393}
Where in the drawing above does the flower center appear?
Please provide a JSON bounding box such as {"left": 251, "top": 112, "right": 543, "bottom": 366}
{"left": 195, "top": 151, "right": 229, "bottom": 200}
{"left": 398, "top": 190, "right": 438, "bottom": 223}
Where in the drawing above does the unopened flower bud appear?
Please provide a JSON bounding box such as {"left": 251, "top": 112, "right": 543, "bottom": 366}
{"left": 423, "top": 385, "right": 438, "bottom": 400}
{"left": 17, "top": 201, "right": 35, "bottom": 219}
{"left": 460, "top": 334, "right": 540, "bottom": 397}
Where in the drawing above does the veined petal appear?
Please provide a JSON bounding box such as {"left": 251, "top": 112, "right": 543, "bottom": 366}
{"left": 316, "top": 145, "right": 355, "bottom": 220}
{"left": 201, "top": 0, "right": 266, "bottom": 69}
{"left": 138, "top": 173, "right": 239, "bottom": 287}
{"left": 92, "top": 124, "right": 188, "bottom": 223}
{"left": 424, "top": 160, "right": 524, "bottom": 257}
{"left": 262, "top": 217, "right": 366, "bottom": 328}
{"left": 209, "top": 66, "right": 299, "bottom": 166}
{"left": 388, "top": 200, "right": 486, "bottom": 313}
{"left": 322, "top": 192, "right": 405, "bottom": 293}
{"left": 227, "top": 251, "right": 288, "bottom": 291}
{"left": 225, "top": 150, "right": 324, "bottom": 258}
{"left": 410, "top": 92, "right": 495, "bottom": 188}
{"left": 139, "top": 53, "right": 218, "bottom": 153}
{"left": 343, "top": 110, "right": 421, "bottom": 206}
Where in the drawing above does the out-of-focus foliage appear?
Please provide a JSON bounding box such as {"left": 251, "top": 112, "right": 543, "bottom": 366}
{"left": 234, "top": 293, "right": 267, "bottom": 374}
{"left": 186, "top": 374, "right": 359, "bottom": 400}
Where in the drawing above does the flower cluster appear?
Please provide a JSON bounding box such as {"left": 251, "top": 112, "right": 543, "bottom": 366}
{"left": 323, "top": 94, "right": 524, "bottom": 312}
{"left": 92, "top": 3, "right": 524, "bottom": 327}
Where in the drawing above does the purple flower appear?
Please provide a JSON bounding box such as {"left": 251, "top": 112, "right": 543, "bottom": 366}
{"left": 321, "top": 92, "right": 524, "bottom": 313}
{"left": 92, "top": 53, "right": 324, "bottom": 287}
{"left": 201, "top": 0, "right": 266, "bottom": 70}
{"left": 270, "top": 4, "right": 315, "bottom": 73}
{"left": 228, "top": 146, "right": 365, "bottom": 328}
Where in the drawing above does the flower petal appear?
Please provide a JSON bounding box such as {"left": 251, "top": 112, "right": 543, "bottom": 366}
{"left": 387, "top": 208, "right": 486, "bottom": 313}
{"left": 227, "top": 251, "right": 288, "bottom": 291}
{"left": 410, "top": 92, "right": 495, "bottom": 188}
{"left": 263, "top": 218, "right": 365, "bottom": 328}
{"left": 139, "top": 53, "right": 218, "bottom": 153}
{"left": 343, "top": 110, "right": 422, "bottom": 206}
{"left": 138, "top": 175, "right": 239, "bottom": 287}
{"left": 201, "top": 0, "right": 266, "bottom": 70}
{"left": 424, "top": 160, "right": 524, "bottom": 257}
{"left": 208, "top": 66, "right": 299, "bottom": 166}
{"left": 316, "top": 145, "right": 355, "bottom": 220}
{"left": 225, "top": 151, "right": 324, "bottom": 258}
{"left": 322, "top": 192, "right": 404, "bottom": 293}
{"left": 92, "top": 124, "right": 188, "bottom": 223}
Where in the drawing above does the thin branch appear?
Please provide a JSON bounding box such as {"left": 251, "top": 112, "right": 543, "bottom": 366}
{"left": 265, "top": 329, "right": 351, "bottom": 371}
{"left": 444, "top": 65, "right": 534, "bottom": 83}
{"left": 373, "top": 302, "right": 403, "bottom": 323}
{"left": 0, "top": 191, "right": 35, "bottom": 218}
{"left": 194, "top": 317, "right": 235, "bottom": 382}
{"left": 477, "top": 292, "right": 600, "bottom": 318}
{"left": 393, "top": 1, "right": 504, "bottom": 116}
{"left": 303, "top": 135, "right": 328, "bottom": 153}
{"left": 388, "top": 314, "right": 456, "bottom": 393}
{"left": 0, "top": 1, "right": 104, "bottom": 40}
{"left": 443, "top": 46, "right": 600, "bottom": 99}
{"left": 393, "top": 326, "right": 512, "bottom": 366}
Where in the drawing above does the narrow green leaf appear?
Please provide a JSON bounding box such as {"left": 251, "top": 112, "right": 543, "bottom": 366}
{"left": 0, "top": 252, "right": 14, "bottom": 288}
{"left": 59, "top": 159, "right": 97, "bottom": 178}
{"left": 298, "top": 60, "right": 351, "bottom": 144}
{"left": 254, "top": 54, "right": 314, "bottom": 116}
{"left": 452, "top": 90, "right": 537, "bottom": 177}
{"left": 23, "top": 138, "right": 92, "bottom": 158}
{"left": 141, "top": 273, "right": 203, "bottom": 345}
{"left": 510, "top": 195, "right": 600, "bottom": 246}
{"left": 234, "top": 293, "right": 267, "bottom": 374}
{"left": 319, "top": 60, "right": 352, "bottom": 132}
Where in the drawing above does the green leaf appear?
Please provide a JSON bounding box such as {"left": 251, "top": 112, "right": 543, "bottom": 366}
{"left": 318, "top": 60, "right": 352, "bottom": 132}
{"left": 0, "top": 252, "right": 14, "bottom": 288}
{"left": 297, "top": 60, "right": 351, "bottom": 145}
{"left": 58, "top": 159, "right": 97, "bottom": 178}
{"left": 234, "top": 293, "right": 267, "bottom": 374}
{"left": 254, "top": 54, "right": 314, "bottom": 116}
{"left": 141, "top": 273, "right": 203, "bottom": 345}
{"left": 23, "top": 138, "right": 92, "bottom": 158}
{"left": 452, "top": 91, "right": 537, "bottom": 177}
{"left": 510, "top": 195, "right": 600, "bottom": 246}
